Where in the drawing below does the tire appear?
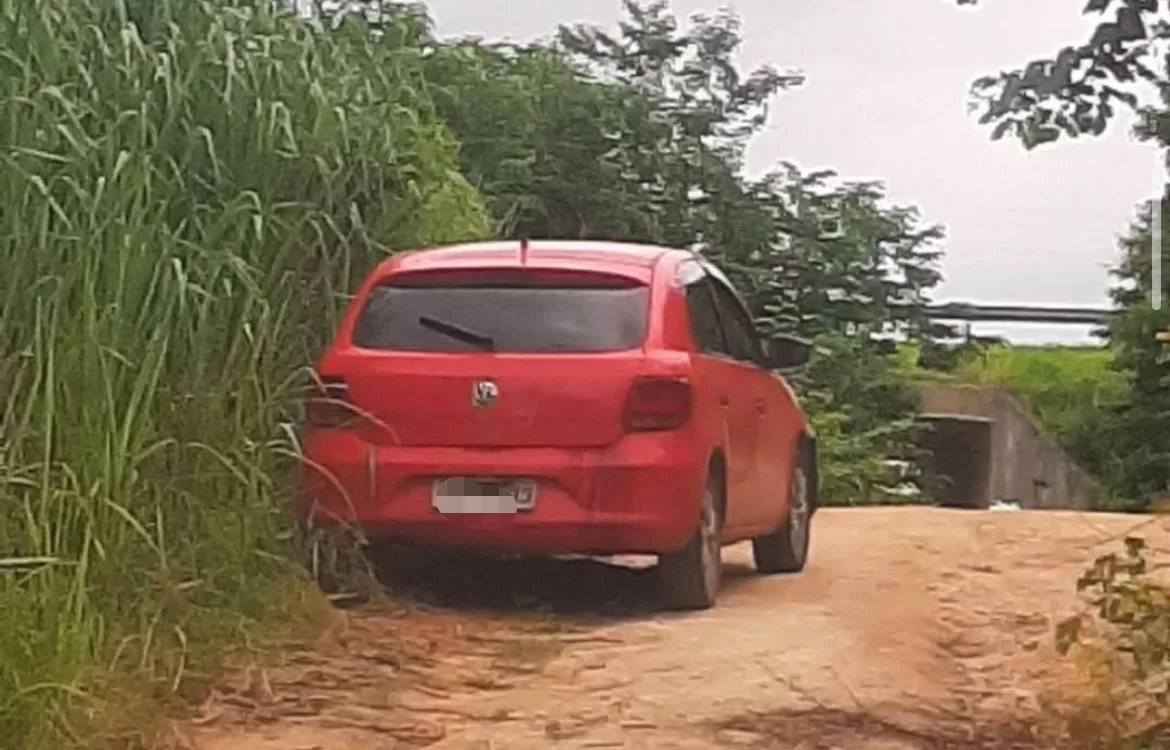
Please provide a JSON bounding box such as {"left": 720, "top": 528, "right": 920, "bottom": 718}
{"left": 658, "top": 472, "right": 723, "bottom": 611}
{"left": 752, "top": 456, "right": 813, "bottom": 575}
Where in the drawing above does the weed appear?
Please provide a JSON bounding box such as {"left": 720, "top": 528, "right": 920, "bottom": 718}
{"left": 0, "top": 1, "right": 487, "bottom": 746}
{"left": 1045, "top": 537, "right": 1170, "bottom": 749}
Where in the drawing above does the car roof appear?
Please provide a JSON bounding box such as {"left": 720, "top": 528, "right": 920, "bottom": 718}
{"left": 388, "top": 240, "right": 688, "bottom": 274}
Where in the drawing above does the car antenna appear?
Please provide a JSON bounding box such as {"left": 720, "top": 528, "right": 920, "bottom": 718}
{"left": 519, "top": 236, "right": 530, "bottom": 266}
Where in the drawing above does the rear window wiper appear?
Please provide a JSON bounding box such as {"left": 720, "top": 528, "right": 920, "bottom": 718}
{"left": 417, "top": 315, "right": 495, "bottom": 351}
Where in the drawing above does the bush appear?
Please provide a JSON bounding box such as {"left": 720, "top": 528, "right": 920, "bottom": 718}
{"left": 0, "top": 1, "right": 486, "bottom": 746}
{"left": 1046, "top": 536, "right": 1170, "bottom": 749}
{"left": 949, "top": 346, "right": 1125, "bottom": 442}
{"left": 800, "top": 334, "right": 925, "bottom": 506}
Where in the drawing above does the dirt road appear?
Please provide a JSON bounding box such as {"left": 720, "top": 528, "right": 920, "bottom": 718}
{"left": 185, "top": 508, "right": 1169, "bottom": 750}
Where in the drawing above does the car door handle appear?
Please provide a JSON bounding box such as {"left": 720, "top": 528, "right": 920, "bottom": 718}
{"left": 755, "top": 399, "right": 766, "bottom": 414}
{"left": 719, "top": 396, "right": 730, "bottom": 407}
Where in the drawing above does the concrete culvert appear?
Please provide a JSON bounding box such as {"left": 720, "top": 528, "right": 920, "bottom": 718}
{"left": 918, "top": 414, "right": 993, "bottom": 509}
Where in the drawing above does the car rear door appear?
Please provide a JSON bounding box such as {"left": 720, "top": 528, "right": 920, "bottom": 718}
{"left": 704, "top": 268, "right": 774, "bottom": 530}
{"left": 679, "top": 263, "right": 759, "bottom": 533}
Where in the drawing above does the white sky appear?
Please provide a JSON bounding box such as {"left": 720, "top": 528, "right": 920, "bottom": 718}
{"left": 423, "top": 0, "right": 1159, "bottom": 344}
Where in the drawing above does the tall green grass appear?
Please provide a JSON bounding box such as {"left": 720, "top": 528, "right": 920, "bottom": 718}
{"left": 0, "top": 0, "right": 487, "bottom": 745}
{"left": 948, "top": 345, "right": 1126, "bottom": 439}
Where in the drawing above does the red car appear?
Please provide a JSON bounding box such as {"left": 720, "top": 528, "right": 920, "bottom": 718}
{"left": 300, "top": 240, "right": 818, "bottom": 610}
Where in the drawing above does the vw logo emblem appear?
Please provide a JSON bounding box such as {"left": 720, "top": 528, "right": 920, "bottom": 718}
{"left": 471, "top": 379, "right": 499, "bottom": 408}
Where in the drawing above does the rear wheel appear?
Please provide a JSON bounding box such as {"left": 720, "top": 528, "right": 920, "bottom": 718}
{"left": 658, "top": 473, "right": 723, "bottom": 611}
{"left": 752, "top": 458, "right": 813, "bottom": 575}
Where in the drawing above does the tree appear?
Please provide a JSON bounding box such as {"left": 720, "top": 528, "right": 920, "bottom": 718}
{"left": 558, "top": 0, "right": 804, "bottom": 165}
{"left": 423, "top": 41, "right": 665, "bottom": 239}
{"left": 1096, "top": 202, "right": 1170, "bottom": 508}
{"left": 742, "top": 164, "right": 944, "bottom": 341}
{"left": 557, "top": 0, "right": 804, "bottom": 251}
{"left": 741, "top": 165, "right": 944, "bottom": 503}
{"left": 954, "top": 0, "right": 1165, "bottom": 149}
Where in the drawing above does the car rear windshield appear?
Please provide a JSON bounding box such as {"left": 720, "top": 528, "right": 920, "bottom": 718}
{"left": 351, "top": 279, "right": 650, "bottom": 353}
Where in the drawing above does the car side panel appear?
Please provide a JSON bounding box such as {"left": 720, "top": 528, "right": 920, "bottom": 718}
{"left": 652, "top": 259, "right": 738, "bottom": 533}
{"left": 661, "top": 257, "right": 758, "bottom": 538}
{"left": 756, "top": 371, "right": 805, "bottom": 531}
{"left": 682, "top": 351, "right": 753, "bottom": 535}
{"left": 699, "top": 266, "right": 774, "bottom": 536}
{"left": 713, "top": 359, "right": 762, "bottom": 535}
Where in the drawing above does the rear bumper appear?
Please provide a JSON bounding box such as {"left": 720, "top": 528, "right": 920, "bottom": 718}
{"left": 297, "top": 431, "right": 707, "bottom": 555}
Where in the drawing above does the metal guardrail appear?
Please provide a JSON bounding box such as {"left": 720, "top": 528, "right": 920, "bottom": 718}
{"left": 924, "top": 302, "right": 1110, "bottom": 325}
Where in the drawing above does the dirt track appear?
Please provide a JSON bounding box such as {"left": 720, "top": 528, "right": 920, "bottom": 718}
{"left": 184, "top": 508, "right": 1170, "bottom": 750}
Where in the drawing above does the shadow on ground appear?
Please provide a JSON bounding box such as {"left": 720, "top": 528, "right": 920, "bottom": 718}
{"left": 365, "top": 545, "right": 758, "bottom": 618}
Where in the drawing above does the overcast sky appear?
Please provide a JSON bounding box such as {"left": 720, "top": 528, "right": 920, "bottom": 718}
{"left": 423, "top": 0, "right": 1158, "bottom": 344}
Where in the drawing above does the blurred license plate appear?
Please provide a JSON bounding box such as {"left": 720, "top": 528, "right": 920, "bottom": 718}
{"left": 432, "top": 477, "right": 537, "bottom": 514}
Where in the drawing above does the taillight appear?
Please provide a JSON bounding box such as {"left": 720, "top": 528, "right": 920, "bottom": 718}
{"left": 623, "top": 377, "right": 692, "bottom": 432}
{"left": 306, "top": 375, "right": 356, "bottom": 429}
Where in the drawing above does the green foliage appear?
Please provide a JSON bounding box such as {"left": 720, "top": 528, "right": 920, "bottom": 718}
{"left": 742, "top": 164, "right": 944, "bottom": 340}
{"left": 953, "top": 0, "right": 1160, "bottom": 149}
{"left": 949, "top": 345, "right": 1121, "bottom": 436}
{"left": 1097, "top": 202, "right": 1170, "bottom": 510}
{"left": 418, "top": 0, "right": 803, "bottom": 244}
{"left": 1052, "top": 536, "right": 1170, "bottom": 748}
{"left": 0, "top": 0, "right": 486, "bottom": 746}
{"left": 744, "top": 167, "right": 943, "bottom": 504}
{"left": 798, "top": 334, "right": 925, "bottom": 504}
{"left": 423, "top": 40, "right": 658, "bottom": 239}
{"left": 557, "top": 0, "right": 804, "bottom": 169}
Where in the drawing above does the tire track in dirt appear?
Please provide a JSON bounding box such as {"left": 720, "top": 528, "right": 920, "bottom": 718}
{"left": 182, "top": 508, "right": 1170, "bottom": 750}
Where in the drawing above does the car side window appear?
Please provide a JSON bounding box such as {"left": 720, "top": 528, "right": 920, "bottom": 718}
{"left": 708, "top": 276, "right": 762, "bottom": 365}
{"left": 682, "top": 274, "right": 728, "bottom": 356}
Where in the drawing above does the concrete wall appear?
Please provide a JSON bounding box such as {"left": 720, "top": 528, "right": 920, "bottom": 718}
{"left": 917, "top": 384, "right": 1099, "bottom": 510}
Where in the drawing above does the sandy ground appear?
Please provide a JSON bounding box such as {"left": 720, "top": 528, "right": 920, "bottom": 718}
{"left": 181, "top": 507, "right": 1170, "bottom": 750}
